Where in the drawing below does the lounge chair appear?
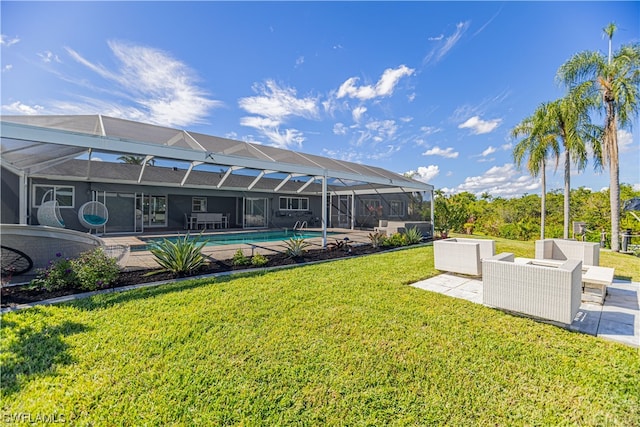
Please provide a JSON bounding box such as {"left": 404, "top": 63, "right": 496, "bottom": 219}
{"left": 433, "top": 238, "right": 495, "bottom": 276}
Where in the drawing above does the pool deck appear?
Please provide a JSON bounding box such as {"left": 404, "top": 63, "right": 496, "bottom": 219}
{"left": 103, "top": 228, "right": 373, "bottom": 271}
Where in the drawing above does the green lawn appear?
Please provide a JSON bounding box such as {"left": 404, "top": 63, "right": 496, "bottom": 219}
{"left": 2, "top": 239, "right": 639, "bottom": 425}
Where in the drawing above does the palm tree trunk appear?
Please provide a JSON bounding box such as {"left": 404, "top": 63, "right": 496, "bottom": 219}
{"left": 563, "top": 150, "right": 570, "bottom": 239}
{"left": 540, "top": 159, "right": 546, "bottom": 240}
{"left": 610, "top": 161, "right": 620, "bottom": 251}
{"left": 606, "top": 100, "right": 620, "bottom": 252}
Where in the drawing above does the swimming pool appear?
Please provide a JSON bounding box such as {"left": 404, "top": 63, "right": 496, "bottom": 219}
{"left": 133, "top": 229, "right": 336, "bottom": 251}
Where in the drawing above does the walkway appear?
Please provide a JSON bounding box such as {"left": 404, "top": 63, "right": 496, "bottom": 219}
{"left": 411, "top": 273, "right": 640, "bottom": 348}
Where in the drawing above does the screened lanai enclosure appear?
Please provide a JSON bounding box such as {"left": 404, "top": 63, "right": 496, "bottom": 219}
{"left": 1, "top": 115, "right": 434, "bottom": 245}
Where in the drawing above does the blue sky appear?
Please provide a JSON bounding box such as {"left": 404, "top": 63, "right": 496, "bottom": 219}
{"left": 2, "top": 1, "right": 638, "bottom": 197}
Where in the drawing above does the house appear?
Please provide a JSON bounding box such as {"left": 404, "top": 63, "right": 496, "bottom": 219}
{"left": 1, "top": 115, "right": 434, "bottom": 244}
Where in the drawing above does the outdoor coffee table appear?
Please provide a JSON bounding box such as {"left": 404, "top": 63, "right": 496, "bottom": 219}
{"left": 514, "top": 258, "right": 614, "bottom": 305}
{"left": 581, "top": 265, "right": 615, "bottom": 304}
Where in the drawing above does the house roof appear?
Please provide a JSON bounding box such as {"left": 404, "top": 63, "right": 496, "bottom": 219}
{"left": 0, "top": 115, "right": 432, "bottom": 196}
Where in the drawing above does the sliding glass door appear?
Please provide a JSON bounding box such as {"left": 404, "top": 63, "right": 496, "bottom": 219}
{"left": 243, "top": 197, "right": 267, "bottom": 228}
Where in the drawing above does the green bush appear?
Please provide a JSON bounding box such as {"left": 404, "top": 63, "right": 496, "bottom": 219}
{"left": 148, "top": 234, "right": 208, "bottom": 276}
{"left": 232, "top": 249, "right": 251, "bottom": 266}
{"left": 403, "top": 227, "right": 423, "bottom": 245}
{"left": 251, "top": 253, "right": 269, "bottom": 267}
{"left": 30, "top": 248, "right": 120, "bottom": 291}
{"left": 284, "top": 238, "right": 310, "bottom": 258}
{"left": 73, "top": 248, "right": 120, "bottom": 290}
{"left": 30, "top": 253, "right": 77, "bottom": 291}
{"left": 383, "top": 232, "right": 408, "bottom": 247}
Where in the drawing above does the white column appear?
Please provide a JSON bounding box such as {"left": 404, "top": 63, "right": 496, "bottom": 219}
{"left": 351, "top": 192, "right": 356, "bottom": 230}
{"left": 430, "top": 189, "right": 435, "bottom": 237}
{"left": 322, "top": 172, "right": 327, "bottom": 248}
{"left": 19, "top": 172, "right": 28, "bottom": 224}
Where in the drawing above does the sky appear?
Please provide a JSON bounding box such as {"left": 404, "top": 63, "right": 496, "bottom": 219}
{"left": 1, "top": 1, "right": 638, "bottom": 197}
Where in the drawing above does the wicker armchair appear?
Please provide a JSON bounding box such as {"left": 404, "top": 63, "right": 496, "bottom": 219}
{"left": 482, "top": 253, "right": 582, "bottom": 325}
{"left": 535, "top": 239, "right": 600, "bottom": 266}
{"left": 433, "top": 238, "right": 496, "bottom": 276}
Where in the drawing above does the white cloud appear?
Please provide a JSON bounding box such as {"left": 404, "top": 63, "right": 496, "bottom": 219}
{"left": 0, "top": 34, "right": 20, "bottom": 47}
{"left": 352, "top": 106, "right": 367, "bottom": 123}
{"left": 239, "top": 116, "right": 281, "bottom": 129}
{"left": 295, "top": 56, "right": 304, "bottom": 67}
{"left": 2, "top": 64, "right": 12, "bottom": 72}
{"left": 336, "top": 65, "right": 414, "bottom": 101}
{"left": 424, "top": 21, "right": 469, "bottom": 64}
{"left": 420, "top": 125, "right": 442, "bottom": 135}
{"left": 239, "top": 80, "right": 318, "bottom": 121}
{"left": 422, "top": 146, "right": 459, "bottom": 158}
{"left": 365, "top": 120, "right": 397, "bottom": 142}
{"left": 501, "top": 142, "right": 513, "bottom": 150}
{"left": 261, "top": 127, "right": 305, "bottom": 149}
{"left": 64, "top": 40, "right": 220, "bottom": 127}
{"left": 458, "top": 115, "right": 502, "bottom": 134}
{"left": 451, "top": 163, "right": 540, "bottom": 197}
{"left": 481, "top": 146, "right": 496, "bottom": 156}
{"left": 238, "top": 79, "right": 319, "bottom": 148}
{"left": 333, "top": 122, "right": 347, "bottom": 135}
{"left": 618, "top": 129, "right": 636, "bottom": 152}
{"left": 406, "top": 165, "right": 440, "bottom": 183}
{"left": 38, "top": 51, "right": 61, "bottom": 63}
{"left": 1, "top": 101, "right": 44, "bottom": 115}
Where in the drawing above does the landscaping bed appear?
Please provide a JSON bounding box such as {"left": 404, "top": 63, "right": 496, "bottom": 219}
{"left": 1, "top": 243, "right": 391, "bottom": 308}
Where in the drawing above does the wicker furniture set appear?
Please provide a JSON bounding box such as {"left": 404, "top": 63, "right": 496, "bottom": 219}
{"left": 433, "top": 237, "right": 614, "bottom": 325}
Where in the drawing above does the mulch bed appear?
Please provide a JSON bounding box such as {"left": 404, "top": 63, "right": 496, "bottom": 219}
{"left": 1, "top": 244, "right": 390, "bottom": 308}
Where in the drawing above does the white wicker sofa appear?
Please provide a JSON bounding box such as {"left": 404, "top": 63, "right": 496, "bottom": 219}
{"left": 482, "top": 252, "right": 582, "bottom": 325}
{"left": 535, "top": 239, "right": 600, "bottom": 266}
{"left": 433, "top": 238, "right": 496, "bottom": 276}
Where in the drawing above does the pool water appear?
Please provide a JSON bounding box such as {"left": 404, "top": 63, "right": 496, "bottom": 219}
{"left": 133, "top": 229, "right": 334, "bottom": 251}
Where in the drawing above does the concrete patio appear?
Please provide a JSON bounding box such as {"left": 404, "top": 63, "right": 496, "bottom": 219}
{"left": 411, "top": 273, "right": 640, "bottom": 348}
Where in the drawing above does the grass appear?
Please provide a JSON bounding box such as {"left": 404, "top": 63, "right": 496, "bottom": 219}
{"left": 1, "top": 239, "right": 639, "bottom": 425}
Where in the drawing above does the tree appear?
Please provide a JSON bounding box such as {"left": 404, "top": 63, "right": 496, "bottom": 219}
{"left": 117, "top": 155, "right": 155, "bottom": 166}
{"left": 557, "top": 25, "right": 640, "bottom": 251}
{"left": 546, "top": 94, "right": 602, "bottom": 239}
{"left": 433, "top": 190, "right": 468, "bottom": 238}
{"left": 512, "top": 103, "right": 561, "bottom": 240}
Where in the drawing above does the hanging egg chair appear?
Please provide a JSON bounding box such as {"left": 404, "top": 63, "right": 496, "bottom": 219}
{"left": 78, "top": 201, "right": 109, "bottom": 229}
{"left": 36, "top": 191, "right": 65, "bottom": 228}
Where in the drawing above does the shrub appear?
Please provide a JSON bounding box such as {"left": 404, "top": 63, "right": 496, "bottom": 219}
{"left": 251, "top": 253, "right": 269, "bottom": 267}
{"left": 403, "top": 227, "right": 423, "bottom": 245}
{"left": 30, "top": 248, "right": 120, "bottom": 291}
{"left": 148, "top": 234, "right": 208, "bottom": 276}
{"left": 327, "top": 238, "right": 352, "bottom": 253}
{"left": 368, "top": 231, "right": 387, "bottom": 248}
{"left": 383, "top": 232, "right": 408, "bottom": 247}
{"left": 232, "top": 249, "right": 251, "bottom": 266}
{"left": 73, "top": 248, "right": 120, "bottom": 291}
{"left": 30, "top": 253, "right": 77, "bottom": 291}
{"left": 285, "top": 238, "right": 310, "bottom": 258}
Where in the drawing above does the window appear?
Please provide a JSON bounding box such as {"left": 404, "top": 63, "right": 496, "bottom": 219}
{"left": 360, "top": 199, "right": 382, "bottom": 216}
{"left": 192, "top": 197, "right": 207, "bottom": 212}
{"left": 33, "top": 185, "right": 74, "bottom": 208}
{"left": 279, "top": 196, "right": 309, "bottom": 211}
{"left": 390, "top": 201, "right": 405, "bottom": 217}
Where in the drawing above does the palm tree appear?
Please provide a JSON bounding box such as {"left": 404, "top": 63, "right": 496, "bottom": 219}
{"left": 548, "top": 94, "right": 602, "bottom": 239}
{"left": 557, "top": 25, "right": 640, "bottom": 251}
{"left": 512, "top": 104, "right": 561, "bottom": 240}
{"left": 117, "top": 155, "right": 155, "bottom": 166}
